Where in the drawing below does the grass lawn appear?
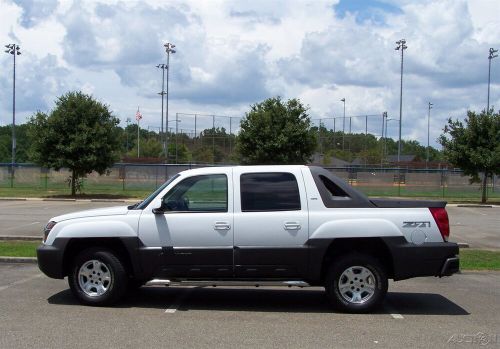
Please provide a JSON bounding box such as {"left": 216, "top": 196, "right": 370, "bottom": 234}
{"left": 459, "top": 249, "right": 500, "bottom": 270}
{"left": 0, "top": 241, "right": 39, "bottom": 257}
{"left": 1, "top": 241, "right": 499, "bottom": 271}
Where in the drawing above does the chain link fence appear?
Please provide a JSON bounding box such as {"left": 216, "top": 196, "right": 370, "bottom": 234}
{"left": 0, "top": 163, "right": 498, "bottom": 200}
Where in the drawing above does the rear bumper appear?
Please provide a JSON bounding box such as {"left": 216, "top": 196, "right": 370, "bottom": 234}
{"left": 36, "top": 240, "right": 67, "bottom": 279}
{"left": 383, "top": 237, "right": 460, "bottom": 280}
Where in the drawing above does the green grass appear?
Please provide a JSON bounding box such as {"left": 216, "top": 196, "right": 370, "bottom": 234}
{"left": 460, "top": 249, "right": 500, "bottom": 270}
{"left": 1, "top": 241, "right": 499, "bottom": 271}
{"left": 0, "top": 241, "right": 38, "bottom": 257}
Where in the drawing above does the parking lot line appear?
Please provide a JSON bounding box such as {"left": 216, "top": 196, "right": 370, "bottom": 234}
{"left": 384, "top": 304, "right": 404, "bottom": 319}
{"left": 164, "top": 286, "right": 196, "bottom": 314}
{"left": 0, "top": 273, "right": 43, "bottom": 292}
{"left": 4, "top": 221, "right": 41, "bottom": 230}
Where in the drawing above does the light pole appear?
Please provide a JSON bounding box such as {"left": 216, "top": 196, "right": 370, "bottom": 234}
{"left": 427, "top": 102, "right": 433, "bottom": 168}
{"left": 164, "top": 42, "right": 176, "bottom": 162}
{"left": 125, "top": 117, "right": 131, "bottom": 152}
{"left": 341, "top": 98, "right": 346, "bottom": 151}
{"left": 395, "top": 39, "right": 407, "bottom": 164}
{"left": 156, "top": 63, "right": 167, "bottom": 159}
{"left": 487, "top": 47, "right": 498, "bottom": 114}
{"left": 381, "top": 112, "right": 387, "bottom": 167}
{"left": 4, "top": 43, "right": 20, "bottom": 187}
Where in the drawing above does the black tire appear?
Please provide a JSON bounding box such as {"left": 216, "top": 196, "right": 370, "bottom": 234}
{"left": 325, "top": 253, "right": 388, "bottom": 313}
{"left": 68, "top": 248, "right": 128, "bottom": 306}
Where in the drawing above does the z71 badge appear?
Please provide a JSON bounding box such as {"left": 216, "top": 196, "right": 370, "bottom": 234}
{"left": 403, "top": 221, "right": 431, "bottom": 228}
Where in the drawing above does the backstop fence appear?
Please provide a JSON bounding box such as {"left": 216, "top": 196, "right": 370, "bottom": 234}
{"left": 0, "top": 163, "right": 498, "bottom": 200}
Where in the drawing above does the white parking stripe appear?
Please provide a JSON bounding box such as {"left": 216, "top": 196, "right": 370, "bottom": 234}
{"left": 4, "top": 221, "right": 41, "bottom": 230}
{"left": 0, "top": 274, "right": 43, "bottom": 292}
{"left": 390, "top": 313, "right": 404, "bottom": 319}
{"left": 164, "top": 287, "right": 196, "bottom": 314}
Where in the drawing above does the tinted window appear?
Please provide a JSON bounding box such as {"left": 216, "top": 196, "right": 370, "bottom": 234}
{"left": 319, "top": 175, "right": 350, "bottom": 200}
{"left": 163, "top": 174, "right": 227, "bottom": 212}
{"left": 241, "top": 173, "right": 301, "bottom": 212}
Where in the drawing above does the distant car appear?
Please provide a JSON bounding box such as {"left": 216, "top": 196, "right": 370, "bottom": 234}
{"left": 37, "top": 165, "right": 459, "bottom": 313}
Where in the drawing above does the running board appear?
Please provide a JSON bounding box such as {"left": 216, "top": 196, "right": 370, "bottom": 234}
{"left": 145, "top": 279, "right": 310, "bottom": 288}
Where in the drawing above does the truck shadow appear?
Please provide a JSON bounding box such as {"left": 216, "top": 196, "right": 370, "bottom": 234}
{"left": 47, "top": 287, "right": 469, "bottom": 316}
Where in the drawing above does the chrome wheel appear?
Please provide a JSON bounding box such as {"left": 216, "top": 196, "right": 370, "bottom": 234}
{"left": 338, "top": 265, "right": 376, "bottom": 304}
{"left": 78, "top": 260, "right": 112, "bottom": 297}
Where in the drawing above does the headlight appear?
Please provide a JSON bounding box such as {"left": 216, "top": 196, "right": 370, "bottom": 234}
{"left": 43, "top": 221, "right": 57, "bottom": 243}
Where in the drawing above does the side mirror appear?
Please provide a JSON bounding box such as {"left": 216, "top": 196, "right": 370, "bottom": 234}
{"left": 152, "top": 207, "right": 165, "bottom": 214}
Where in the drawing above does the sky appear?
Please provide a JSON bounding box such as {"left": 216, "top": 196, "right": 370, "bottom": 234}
{"left": 0, "top": 0, "right": 499, "bottom": 148}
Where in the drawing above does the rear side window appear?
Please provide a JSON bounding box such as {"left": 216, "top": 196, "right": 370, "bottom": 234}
{"left": 240, "top": 173, "right": 301, "bottom": 212}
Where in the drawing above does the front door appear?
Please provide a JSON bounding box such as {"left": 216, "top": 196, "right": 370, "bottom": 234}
{"left": 138, "top": 170, "right": 233, "bottom": 278}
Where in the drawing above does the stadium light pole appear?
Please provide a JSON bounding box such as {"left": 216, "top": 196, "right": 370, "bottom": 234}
{"left": 426, "top": 102, "right": 433, "bottom": 168}
{"left": 4, "top": 43, "right": 20, "bottom": 187}
{"left": 164, "top": 42, "right": 176, "bottom": 163}
{"left": 156, "top": 63, "right": 167, "bottom": 159}
{"left": 395, "top": 39, "right": 407, "bottom": 164}
{"left": 341, "top": 98, "right": 346, "bottom": 151}
{"left": 487, "top": 47, "right": 498, "bottom": 114}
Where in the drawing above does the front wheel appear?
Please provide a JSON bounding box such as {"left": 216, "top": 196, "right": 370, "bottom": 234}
{"left": 68, "top": 248, "right": 128, "bottom": 306}
{"left": 325, "top": 253, "right": 388, "bottom": 313}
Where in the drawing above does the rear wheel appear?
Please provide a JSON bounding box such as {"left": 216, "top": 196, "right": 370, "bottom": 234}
{"left": 325, "top": 253, "right": 388, "bottom": 313}
{"left": 68, "top": 248, "right": 128, "bottom": 306}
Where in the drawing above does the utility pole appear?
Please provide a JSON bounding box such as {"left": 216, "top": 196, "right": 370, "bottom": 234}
{"left": 395, "top": 39, "right": 407, "bottom": 164}
{"left": 341, "top": 98, "right": 346, "bottom": 151}
{"left": 487, "top": 47, "right": 498, "bottom": 114}
{"left": 427, "top": 102, "right": 433, "bottom": 168}
{"left": 125, "top": 117, "right": 131, "bottom": 152}
{"left": 4, "top": 43, "right": 20, "bottom": 187}
{"left": 164, "top": 42, "right": 176, "bottom": 162}
{"left": 156, "top": 64, "right": 167, "bottom": 159}
{"left": 135, "top": 107, "right": 142, "bottom": 158}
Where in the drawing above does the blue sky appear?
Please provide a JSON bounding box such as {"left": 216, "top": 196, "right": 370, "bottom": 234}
{"left": 0, "top": 0, "right": 499, "bottom": 147}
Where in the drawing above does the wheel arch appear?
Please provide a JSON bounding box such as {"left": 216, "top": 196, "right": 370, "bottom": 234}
{"left": 62, "top": 237, "right": 141, "bottom": 278}
{"left": 318, "top": 237, "right": 395, "bottom": 282}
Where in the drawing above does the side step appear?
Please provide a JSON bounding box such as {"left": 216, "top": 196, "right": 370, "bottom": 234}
{"left": 145, "top": 279, "right": 310, "bottom": 288}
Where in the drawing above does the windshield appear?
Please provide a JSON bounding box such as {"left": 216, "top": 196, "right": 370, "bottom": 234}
{"left": 133, "top": 174, "right": 180, "bottom": 210}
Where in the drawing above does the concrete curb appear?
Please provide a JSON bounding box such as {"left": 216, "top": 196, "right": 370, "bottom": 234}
{"left": 456, "top": 204, "right": 493, "bottom": 208}
{"left": 0, "top": 257, "right": 37, "bottom": 264}
{"left": 457, "top": 243, "right": 469, "bottom": 248}
{"left": 0, "top": 236, "right": 40, "bottom": 241}
{"left": 0, "top": 197, "right": 137, "bottom": 203}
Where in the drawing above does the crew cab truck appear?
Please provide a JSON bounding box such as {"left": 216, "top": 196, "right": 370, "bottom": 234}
{"left": 37, "top": 166, "right": 459, "bottom": 313}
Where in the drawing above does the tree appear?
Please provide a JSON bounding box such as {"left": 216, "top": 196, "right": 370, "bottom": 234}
{"left": 28, "top": 91, "right": 121, "bottom": 195}
{"left": 439, "top": 110, "right": 500, "bottom": 203}
{"left": 237, "top": 97, "right": 317, "bottom": 164}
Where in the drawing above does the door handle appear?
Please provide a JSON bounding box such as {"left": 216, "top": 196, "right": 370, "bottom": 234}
{"left": 214, "top": 222, "right": 231, "bottom": 230}
{"left": 284, "top": 222, "right": 301, "bottom": 230}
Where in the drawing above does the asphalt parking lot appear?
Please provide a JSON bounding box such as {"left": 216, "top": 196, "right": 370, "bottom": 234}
{"left": 0, "top": 263, "right": 499, "bottom": 348}
{"left": 0, "top": 200, "right": 498, "bottom": 249}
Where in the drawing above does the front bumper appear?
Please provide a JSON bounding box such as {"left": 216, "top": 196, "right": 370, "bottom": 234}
{"left": 382, "top": 237, "right": 460, "bottom": 280}
{"left": 36, "top": 240, "right": 68, "bottom": 279}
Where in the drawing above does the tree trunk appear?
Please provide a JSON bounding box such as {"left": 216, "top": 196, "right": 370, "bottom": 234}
{"left": 481, "top": 171, "right": 488, "bottom": 204}
{"left": 71, "top": 169, "right": 76, "bottom": 197}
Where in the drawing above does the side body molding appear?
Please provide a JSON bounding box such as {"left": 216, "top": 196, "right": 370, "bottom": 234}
{"left": 309, "top": 218, "right": 403, "bottom": 240}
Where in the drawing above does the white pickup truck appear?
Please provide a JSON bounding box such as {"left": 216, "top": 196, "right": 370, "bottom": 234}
{"left": 37, "top": 165, "right": 459, "bottom": 313}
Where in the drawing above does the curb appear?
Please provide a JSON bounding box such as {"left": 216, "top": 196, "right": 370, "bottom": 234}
{"left": 456, "top": 204, "right": 493, "bottom": 208}
{"left": 0, "top": 257, "right": 37, "bottom": 264}
{"left": 0, "top": 236, "right": 40, "bottom": 241}
{"left": 457, "top": 243, "right": 469, "bottom": 248}
{"left": 0, "top": 197, "right": 137, "bottom": 203}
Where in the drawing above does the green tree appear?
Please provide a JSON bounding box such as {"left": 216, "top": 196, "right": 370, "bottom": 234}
{"left": 439, "top": 110, "right": 500, "bottom": 203}
{"left": 237, "top": 97, "right": 317, "bottom": 164}
{"left": 27, "top": 91, "right": 121, "bottom": 195}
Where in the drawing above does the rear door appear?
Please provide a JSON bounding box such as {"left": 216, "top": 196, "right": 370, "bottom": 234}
{"left": 233, "top": 168, "right": 309, "bottom": 278}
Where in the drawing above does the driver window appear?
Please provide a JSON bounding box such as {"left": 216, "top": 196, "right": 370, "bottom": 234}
{"left": 162, "top": 174, "right": 228, "bottom": 212}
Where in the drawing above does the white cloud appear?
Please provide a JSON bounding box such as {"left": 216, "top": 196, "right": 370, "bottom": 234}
{"left": 0, "top": 0, "right": 498, "bottom": 148}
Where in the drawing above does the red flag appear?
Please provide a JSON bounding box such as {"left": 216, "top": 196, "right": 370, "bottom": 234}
{"left": 135, "top": 107, "right": 142, "bottom": 121}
